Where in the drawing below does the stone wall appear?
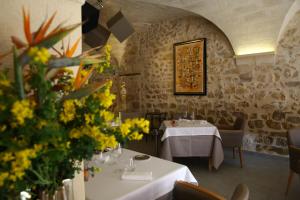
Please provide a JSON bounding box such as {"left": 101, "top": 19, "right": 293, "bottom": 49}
{"left": 111, "top": 14, "right": 300, "bottom": 156}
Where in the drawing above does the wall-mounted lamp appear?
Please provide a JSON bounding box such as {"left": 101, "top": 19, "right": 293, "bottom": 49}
{"left": 235, "top": 45, "right": 275, "bottom": 56}
{"left": 234, "top": 51, "right": 275, "bottom": 66}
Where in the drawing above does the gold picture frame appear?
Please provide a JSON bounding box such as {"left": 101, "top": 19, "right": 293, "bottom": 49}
{"left": 173, "top": 38, "right": 207, "bottom": 95}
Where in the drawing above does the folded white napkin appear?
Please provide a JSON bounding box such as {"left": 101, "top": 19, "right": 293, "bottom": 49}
{"left": 178, "top": 119, "right": 190, "bottom": 122}
{"left": 199, "top": 120, "right": 208, "bottom": 125}
{"left": 121, "top": 171, "right": 153, "bottom": 181}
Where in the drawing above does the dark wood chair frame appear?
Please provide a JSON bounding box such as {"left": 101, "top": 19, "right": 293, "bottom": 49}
{"left": 145, "top": 112, "right": 167, "bottom": 156}
{"left": 285, "top": 128, "right": 300, "bottom": 196}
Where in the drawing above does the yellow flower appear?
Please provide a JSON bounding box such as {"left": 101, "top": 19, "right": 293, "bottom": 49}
{"left": 80, "top": 69, "right": 89, "bottom": 77}
{"left": 69, "top": 128, "right": 82, "bottom": 139}
{"left": 138, "top": 119, "right": 150, "bottom": 133}
{"left": 74, "top": 126, "right": 117, "bottom": 150}
{"left": 127, "top": 118, "right": 150, "bottom": 134}
{"left": 97, "top": 66, "right": 104, "bottom": 73}
{"left": 0, "top": 79, "right": 10, "bottom": 87}
{"left": 129, "top": 131, "right": 143, "bottom": 141}
{"left": 96, "top": 133, "right": 117, "bottom": 151}
{"left": 2, "top": 152, "right": 14, "bottom": 162}
{"left": 28, "top": 47, "right": 38, "bottom": 56}
{"left": 98, "top": 92, "right": 116, "bottom": 109}
{"left": 85, "top": 114, "right": 95, "bottom": 125}
{"left": 0, "top": 172, "right": 9, "bottom": 187}
{"left": 74, "top": 99, "right": 84, "bottom": 108}
{"left": 100, "top": 110, "right": 114, "bottom": 122}
{"left": 11, "top": 99, "right": 35, "bottom": 126}
{"left": 88, "top": 126, "right": 101, "bottom": 138}
{"left": 28, "top": 47, "right": 51, "bottom": 64}
{"left": 37, "top": 120, "right": 47, "bottom": 129}
{"left": 120, "top": 123, "right": 131, "bottom": 137}
{"left": 105, "top": 44, "right": 112, "bottom": 54}
{"left": 0, "top": 124, "right": 6, "bottom": 132}
{"left": 92, "top": 81, "right": 116, "bottom": 108}
{"left": 0, "top": 146, "right": 42, "bottom": 184}
{"left": 0, "top": 104, "right": 6, "bottom": 111}
{"left": 104, "top": 45, "right": 111, "bottom": 66}
{"left": 60, "top": 100, "right": 76, "bottom": 123}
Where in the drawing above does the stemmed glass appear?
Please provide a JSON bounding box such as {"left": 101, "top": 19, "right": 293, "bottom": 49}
{"left": 124, "top": 157, "right": 135, "bottom": 172}
{"left": 112, "top": 143, "right": 122, "bottom": 158}
{"left": 106, "top": 143, "right": 122, "bottom": 165}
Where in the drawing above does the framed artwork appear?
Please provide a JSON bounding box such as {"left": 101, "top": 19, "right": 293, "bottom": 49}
{"left": 173, "top": 38, "right": 207, "bottom": 95}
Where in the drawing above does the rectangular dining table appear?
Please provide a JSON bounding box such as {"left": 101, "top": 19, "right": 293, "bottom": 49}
{"left": 85, "top": 148, "right": 197, "bottom": 200}
{"left": 160, "top": 120, "right": 224, "bottom": 170}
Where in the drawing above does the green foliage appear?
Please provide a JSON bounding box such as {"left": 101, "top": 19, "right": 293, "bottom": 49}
{"left": 13, "top": 47, "right": 25, "bottom": 99}
{"left": 0, "top": 11, "right": 150, "bottom": 199}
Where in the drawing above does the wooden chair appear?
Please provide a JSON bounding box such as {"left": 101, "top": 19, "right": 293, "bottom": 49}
{"left": 173, "top": 181, "right": 249, "bottom": 200}
{"left": 218, "top": 112, "right": 246, "bottom": 168}
{"left": 172, "top": 112, "right": 189, "bottom": 120}
{"left": 285, "top": 127, "right": 300, "bottom": 195}
{"left": 145, "top": 112, "right": 167, "bottom": 156}
{"left": 120, "top": 111, "right": 143, "bottom": 121}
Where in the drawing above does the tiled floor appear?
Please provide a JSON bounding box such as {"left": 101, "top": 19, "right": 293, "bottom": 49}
{"left": 127, "top": 138, "right": 300, "bottom": 200}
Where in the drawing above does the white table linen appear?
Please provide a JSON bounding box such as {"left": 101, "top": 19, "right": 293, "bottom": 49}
{"left": 121, "top": 171, "right": 153, "bottom": 181}
{"left": 161, "top": 120, "right": 221, "bottom": 141}
{"left": 85, "top": 149, "right": 197, "bottom": 200}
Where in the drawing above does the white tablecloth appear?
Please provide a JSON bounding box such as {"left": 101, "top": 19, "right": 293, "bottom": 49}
{"left": 161, "top": 120, "right": 221, "bottom": 141}
{"left": 85, "top": 149, "right": 197, "bottom": 200}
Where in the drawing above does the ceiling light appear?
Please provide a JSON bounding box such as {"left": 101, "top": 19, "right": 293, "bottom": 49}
{"left": 236, "top": 46, "right": 275, "bottom": 56}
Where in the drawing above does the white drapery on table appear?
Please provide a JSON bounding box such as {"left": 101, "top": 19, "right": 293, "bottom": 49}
{"left": 85, "top": 149, "right": 197, "bottom": 200}
{"left": 161, "top": 120, "right": 221, "bottom": 141}
{"left": 160, "top": 120, "right": 224, "bottom": 170}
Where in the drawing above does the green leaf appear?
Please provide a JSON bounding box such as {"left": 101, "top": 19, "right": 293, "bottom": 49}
{"left": 48, "top": 57, "right": 81, "bottom": 68}
{"left": 48, "top": 57, "right": 105, "bottom": 69}
{"left": 81, "top": 58, "right": 106, "bottom": 66}
{"left": 61, "top": 81, "right": 107, "bottom": 100}
{"left": 13, "top": 47, "right": 25, "bottom": 99}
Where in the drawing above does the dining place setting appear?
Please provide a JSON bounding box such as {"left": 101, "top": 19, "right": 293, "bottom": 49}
{"left": 159, "top": 117, "right": 224, "bottom": 171}
{"left": 84, "top": 111, "right": 249, "bottom": 200}
{"left": 85, "top": 147, "right": 197, "bottom": 200}
{"left": 3, "top": 1, "right": 300, "bottom": 199}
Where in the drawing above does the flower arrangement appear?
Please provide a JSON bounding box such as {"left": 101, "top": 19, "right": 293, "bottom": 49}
{"left": 0, "top": 9, "right": 149, "bottom": 199}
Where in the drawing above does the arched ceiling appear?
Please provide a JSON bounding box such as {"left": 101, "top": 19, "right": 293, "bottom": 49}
{"left": 88, "top": 0, "right": 295, "bottom": 55}
{"left": 95, "top": 0, "right": 196, "bottom": 31}
{"left": 135, "top": 0, "right": 295, "bottom": 55}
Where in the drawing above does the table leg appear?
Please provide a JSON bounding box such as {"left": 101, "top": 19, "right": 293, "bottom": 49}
{"left": 238, "top": 147, "right": 243, "bottom": 168}
{"left": 208, "top": 157, "right": 212, "bottom": 171}
{"left": 154, "top": 129, "right": 159, "bottom": 157}
{"left": 233, "top": 147, "right": 236, "bottom": 159}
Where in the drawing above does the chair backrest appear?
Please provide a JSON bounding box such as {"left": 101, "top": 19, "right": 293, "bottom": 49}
{"left": 230, "top": 184, "right": 249, "bottom": 200}
{"left": 145, "top": 112, "right": 167, "bottom": 130}
{"left": 121, "top": 112, "right": 143, "bottom": 121}
{"left": 173, "top": 181, "right": 249, "bottom": 200}
{"left": 172, "top": 112, "right": 187, "bottom": 120}
{"left": 287, "top": 128, "right": 300, "bottom": 147}
{"left": 233, "top": 113, "right": 246, "bottom": 130}
{"left": 173, "top": 181, "right": 225, "bottom": 200}
{"left": 287, "top": 128, "right": 300, "bottom": 173}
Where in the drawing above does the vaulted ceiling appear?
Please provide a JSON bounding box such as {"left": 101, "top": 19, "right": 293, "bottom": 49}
{"left": 88, "top": 0, "right": 296, "bottom": 55}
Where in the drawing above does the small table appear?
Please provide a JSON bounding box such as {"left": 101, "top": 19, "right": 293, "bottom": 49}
{"left": 85, "top": 149, "right": 197, "bottom": 200}
{"left": 160, "top": 120, "right": 224, "bottom": 170}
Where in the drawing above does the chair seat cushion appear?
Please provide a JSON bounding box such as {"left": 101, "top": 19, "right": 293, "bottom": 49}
{"left": 219, "top": 130, "right": 243, "bottom": 147}
{"left": 173, "top": 181, "right": 225, "bottom": 200}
